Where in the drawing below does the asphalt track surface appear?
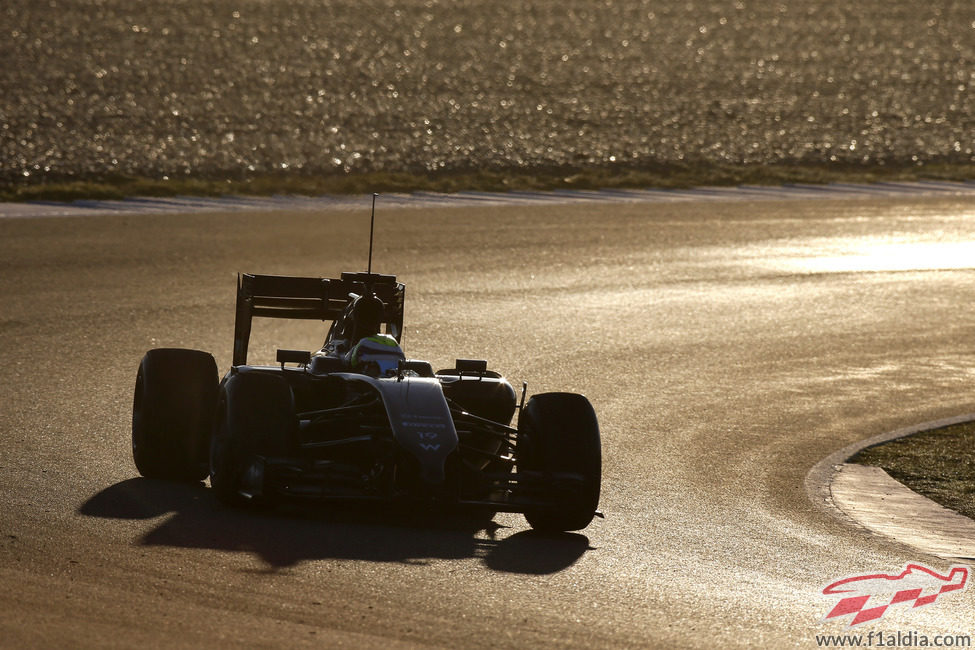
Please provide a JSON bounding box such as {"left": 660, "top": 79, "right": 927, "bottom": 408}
{"left": 2, "top": 193, "right": 974, "bottom": 647}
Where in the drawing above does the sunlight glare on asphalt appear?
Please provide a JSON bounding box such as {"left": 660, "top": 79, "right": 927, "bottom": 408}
{"left": 779, "top": 240, "right": 975, "bottom": 274}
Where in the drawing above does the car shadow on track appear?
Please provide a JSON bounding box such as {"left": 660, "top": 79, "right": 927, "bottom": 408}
{"left": 78, "top": 478, "right": 592, "bottom": 574}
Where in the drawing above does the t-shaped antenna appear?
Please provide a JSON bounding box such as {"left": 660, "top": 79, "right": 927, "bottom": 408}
{"left": 368, "top": 192, "right": 378, "bottom": 275}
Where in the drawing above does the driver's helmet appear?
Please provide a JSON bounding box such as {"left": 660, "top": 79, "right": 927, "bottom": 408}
{"left": 348, "top": 333, "right": 405, "bottom": 377}
{"left": 347, "top": 293, "right": 384, "bottom": 342}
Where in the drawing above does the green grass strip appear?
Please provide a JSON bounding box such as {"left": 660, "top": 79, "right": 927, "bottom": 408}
{"left": 4, "top": 162, "right": 975, "bottom": 203}
{"left": 852, "top": 421, "right": 975, "bottom": 521}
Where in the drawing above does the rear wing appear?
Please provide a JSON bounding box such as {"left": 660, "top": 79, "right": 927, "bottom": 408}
{"left": 233, "top": 271, "right": 405, "bottom": 365}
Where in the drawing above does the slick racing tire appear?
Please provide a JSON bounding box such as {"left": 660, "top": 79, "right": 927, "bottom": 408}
{"left": 518, "top": 393, "right": 601, "bottom": 532}
{"left": 209, "top": 371, "right": 295, "bottom": 507}
{"left": 132, "top": 348, "right": 218, "bottom": 481}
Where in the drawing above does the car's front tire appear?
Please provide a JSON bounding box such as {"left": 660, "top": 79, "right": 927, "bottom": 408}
{"left": 209, "top": 371, "right": 295, "bottom": 507}
{"left": 132, "top": 348, "right": 218, "bottom": 481}
{"left": 517, "top": 392, "right": 601, "bottom": 532}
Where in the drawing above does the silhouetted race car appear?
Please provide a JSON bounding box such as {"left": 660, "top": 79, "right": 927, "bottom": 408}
{"left": 131, "top": 270, "right": 602, "bottom": 531}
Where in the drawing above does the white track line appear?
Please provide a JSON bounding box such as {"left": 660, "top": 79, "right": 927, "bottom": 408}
{"left": 2, "top": 180, "right": 974, "bottom": 219}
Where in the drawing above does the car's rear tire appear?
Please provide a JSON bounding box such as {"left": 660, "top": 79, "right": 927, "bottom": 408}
{"left": 518, "top": 393, "right": 601, "bottom": 532}
{"left": 209, "top": 371, "right": 295, "bottom": 507}
{"left": 132, "top": 348, "right": 218, "bottom": 481}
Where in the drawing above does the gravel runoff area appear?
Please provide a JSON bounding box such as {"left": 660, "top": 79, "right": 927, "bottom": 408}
{"left": 2, "top": 0, "right": 974, "bottom": 194}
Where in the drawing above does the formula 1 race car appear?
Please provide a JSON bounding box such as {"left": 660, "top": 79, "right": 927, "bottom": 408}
{"left": 131, "top": 269, "right": 601, "bottom": 532}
